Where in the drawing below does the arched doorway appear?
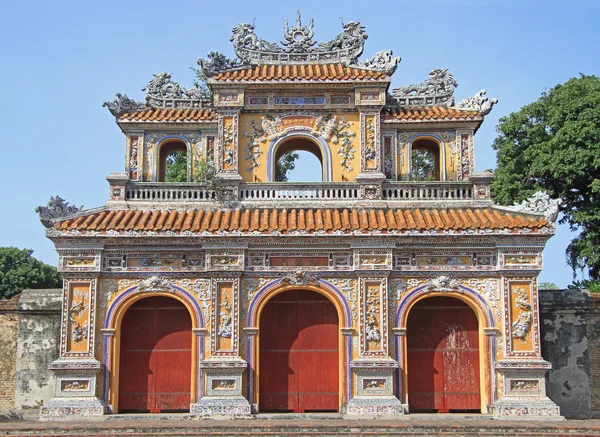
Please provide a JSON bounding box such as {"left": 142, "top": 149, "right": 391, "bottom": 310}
{"left": 267, "top": 133, "right": 332, "bottom": 182}
{"left": 259, "top": 289, "right": 339, "bottom": 412}
{"left": 118, "top": 296, "right": 192, "bottom": 413}
{"left": 406, "top": 296, "right": 480, "bottom": 413}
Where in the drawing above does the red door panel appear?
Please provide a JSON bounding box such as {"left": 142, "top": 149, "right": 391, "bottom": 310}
{"left": 119, "top": 297, "right": 192, "bottom": 413}
{"left": 260, "top": 290, "right": 339, "bottom": 412}
{"left": 407, "top": 297, "right": 480, "bottom": 413}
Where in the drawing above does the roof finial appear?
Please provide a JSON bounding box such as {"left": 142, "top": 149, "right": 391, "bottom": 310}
{"left": 339, "top": 17, "right": 345, "bottom": 26}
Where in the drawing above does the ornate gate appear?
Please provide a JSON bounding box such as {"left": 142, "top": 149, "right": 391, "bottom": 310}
{"left": 407, "top": 296, "right": 480, "bottom": 412}
{"left": 118, "top": 296, "right": 192, "bottom": 412}
{"left": 259, "top": 290, "right": 339, "bottom": 412}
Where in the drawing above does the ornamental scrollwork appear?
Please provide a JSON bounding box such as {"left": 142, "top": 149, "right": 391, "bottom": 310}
{"left": 198, "top": 51, "right": 241, "bottom": 77}
{"left": 392, "top": 68, "right": 458, "bottom": 107}
{"left": 334, "top": 117, "right": 357, "bottom": 173}
{"left": 500, "top": 191, "right": 561, "bottom": 222}
{"left": 35, "top": 196, "right": 83, "bottom": 228}
{"left": 456, "top": 90, "right": 498, "bottom": 116}
{"left": 102, "top": 93, "right": 146, "bottom": 116}
{"left": 69, "top": 296, "right": 88, "bottom": 343}
{"left": 281, "top": 270, "right": 319, "bottom": 287}
{"left": 364, "top": 118, "right": 376, "bottom": 162}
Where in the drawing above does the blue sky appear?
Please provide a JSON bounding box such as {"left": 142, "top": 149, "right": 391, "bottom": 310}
{"left": 1, "top": 0, "right": 598, "bottom": 287}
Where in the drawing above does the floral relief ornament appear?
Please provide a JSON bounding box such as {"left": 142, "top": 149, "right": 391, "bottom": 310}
{"left": 365, "top": 285, "right": 381, "bottom": 341}
{"left": 137, "top": 276, "right": 174, "bottom": 293}
{"left": 511, "top": 287, "right": 532, "bottom": 341}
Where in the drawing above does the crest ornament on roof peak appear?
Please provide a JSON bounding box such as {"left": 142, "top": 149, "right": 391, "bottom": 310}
{"left": 500, "top": 191, "right": 561, "bottom": 222}
{"left": 35, "top": 196, "right": 83, "bottom": 228}
{"left": 392, "top": 68, "right": 458, "bottom": 107}
{"left": 102, "top": 93, "right": 145, "bottom": 116}
{"left": 281, "top": 11, "right": 316, "bottom": 52}
{"left": 457, "top": 90, "right": 498, "bottom": 115}
{"left": 141, "top": 72, "right": 210, "bottom": 109}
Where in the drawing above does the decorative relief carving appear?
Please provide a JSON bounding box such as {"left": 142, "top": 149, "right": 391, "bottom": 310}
{"left": 178, "top": 278, "right": 211, "bottom": 324}
{"left": 61, "top": 280, "right": 96, "bottom": 358}
{"left": 511, "top": 286, "right": 532, "bottom": 342}
{"left": 363, "top": 378, "right": 386, "bottom": 389}
{"left": 212, "top": 280, "right": 239, "bottom": 355}
{"left": 128, "top": 136, "right": 140, "bottom": 180}
{"left": 243, "top": 117, "right": 264, "bottom": 172}
{"left": 328, "top": 278, "right": 357, "bottom": 325}
{"left": 360, "top": 278, "right": 387, "bottom": 355}
{"left": 212, "top": 379, "right": 236, "bottom": 390}
{"left": 361, "top": 113, "right": 380, "bottom": 171}
{"left": 392, "top": 68, "right": 458, "bottom": 107}
{"left": 218, "top": 114, "right": 238, "bottom": 173}
{"left": 416, "top": 255, "right": 471, "bottom": 267}
{"left": 61, "top": 380, "right": 90, "bottom": 391}
{"left": 465, "top": 278, "right": 501, "bottom": 320}
{"left": 425, "top": 275, "right": 461, "bottom": 293}
{"left": 63, "top": 257, "right": 96, "bottom": 267}
{"left": 510, "top": 380, "right": 539, "bottom": 391}
{"left": 281, "top": 270, "right": 319, "bottom": 287}
{"left": 137, "top": 276, "right": 174, "bottom": 293}
{"left": 36, "top": 196, "right": 83, "bottom": 228}
{"left": 505, "top": 255, "right": 537, "bottom": 265}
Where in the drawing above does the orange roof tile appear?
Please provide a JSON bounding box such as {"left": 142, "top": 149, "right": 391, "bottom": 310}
{"left": 210, "top": 64, "right": 389, "bottom": 82}
{"left": 118, "top": 108, "right": 217, "bottom": 122}
{"left": 383, "top": 106, "right": 481, "bottom": 122}
{"left": 54, "top": 207, "right": 548, "bottom": 235}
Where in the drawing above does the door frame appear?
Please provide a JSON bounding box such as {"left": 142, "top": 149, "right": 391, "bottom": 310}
{"left": 246, "top": 280, "right": 352, "bottom": 412}
{"left": 395, "top": 286, "right": 496, "bottom": 414}
{"left": 103, "top": 286, "right": 205, "bottom": 413}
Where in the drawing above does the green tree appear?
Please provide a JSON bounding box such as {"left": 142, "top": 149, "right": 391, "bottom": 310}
{"left": 492, "top": 74, "right": 600, "bottom": 279}
{"left": 411, "top": 149, "right": 436, "bottom": 181}
{"left": 275, "top": 151, "right": 300, "bottom": 182}
{"left": 164, "top": 151, "right": 188, "bottom": 182}
{"left": 539, "top": 281, "right": 559, "bottom": 290}
{"left": 0, "top": 247, "right": 62, "bottom": 299}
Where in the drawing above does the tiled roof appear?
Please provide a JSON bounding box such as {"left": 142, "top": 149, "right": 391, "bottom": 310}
{"left": 118, "top": 108, "right": 217, "bottom": 122}
{"left": 54, "top": 208, "right": 547, "bottom": 234}
{"left": 382, "top": 106, "right": 481, "bottom": 122}
{"left": 210, "top": 64, "right": 390, "bottom": 82}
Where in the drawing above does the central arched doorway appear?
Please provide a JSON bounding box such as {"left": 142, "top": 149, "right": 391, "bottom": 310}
{"left": 406, "top": 296, "right": 481, "bottom": 413}
{"left": 259, "top": 289, "right": 339, "bottom": 412}
{"left": 118, "top": 296, "right": 192, "bottom": 413}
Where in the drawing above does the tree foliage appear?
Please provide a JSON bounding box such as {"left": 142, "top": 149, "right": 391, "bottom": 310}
{"left": 411, "top": 149, "right": 436, "bottom": 181}
{"left": 275, "top": 151, "right": 300, "bottom": 182}
{"left": 164, "top": 151, "right": 188, "bottom": 182}
{"left": 492, "top": 74, "right": 600, "bottom": 278}
{"left": 0, "top": 247, "right": 62, "bottom": 299}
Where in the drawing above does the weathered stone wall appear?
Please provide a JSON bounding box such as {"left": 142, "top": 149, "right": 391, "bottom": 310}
{"left": 13, "top": 289, "right": 61, "bottom": 411}
{"left": 539, "top": 288, "right": 600, "bottom": 419}
{"left": 0, "top": 295, "right": 20, "bottom": 411}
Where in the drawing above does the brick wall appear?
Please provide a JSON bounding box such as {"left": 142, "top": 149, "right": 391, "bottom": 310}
{"left": 539, "top": 289, "right": 600, "bottom": 419}
{"left": 0, "top": 295, "right": 20, "bottom": 412}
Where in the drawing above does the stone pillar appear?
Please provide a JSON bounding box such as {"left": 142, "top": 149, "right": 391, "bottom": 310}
{"left": 492, "top": 279, "right": 562, "bottom": 420}
{"left": 190, "top": 277, "right": 251, "bottom": 417}
{"left": 345, "top": 277, "right": 404, "bottom": 416}
{"left": 40, "top": 278, "right": 105, "bottom": 419}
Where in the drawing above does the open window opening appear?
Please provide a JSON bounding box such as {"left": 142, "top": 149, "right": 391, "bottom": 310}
{"left": 159, "top": 141, "right": 188, "bottom": 182}
{"left": 275, "top": 138, "right": 323, "bottom": 182}
{"left": 411, "top": 139, "right": 441, "bottom": 181}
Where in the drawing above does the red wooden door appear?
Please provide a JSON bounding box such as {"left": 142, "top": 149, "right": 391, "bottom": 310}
{"left": 119, "top": 296, "right": 192, "bottom": 413}
{"left": 407, "top": 297, "right": 480, "bottom": 412}
{"left": 259, "top": 290, "right": 339, "bottom": 412}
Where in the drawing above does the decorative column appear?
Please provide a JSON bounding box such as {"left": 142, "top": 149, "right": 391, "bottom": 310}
{"left": 493, "top": 278, "right": 562, "bottom": 419}
{"left": 190, "top": 276, "right": 251, "bottom": 417}
{"left": 356, "top": 111, "right": 386, "bottom": 199}
{"left": 215, "top": 111, "right": 242, "bottom": 201}
{"left": 345, "top": 277, "right": 404, "bottom": 416}
{"left": 40, "top": 278, "right": 105, "bottom": 419}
